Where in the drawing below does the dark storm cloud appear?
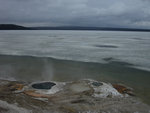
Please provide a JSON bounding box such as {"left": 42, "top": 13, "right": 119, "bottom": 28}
{"left": 0, "top": 0, "right": 150, "bottom": 28}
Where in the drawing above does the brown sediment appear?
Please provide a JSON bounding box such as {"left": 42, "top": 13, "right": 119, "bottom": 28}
{"left": 0, "top": 81, "right": 25, "bottom": 94}
{"left": 112, "top": 84, "right": 135, "bottom": 96}
{"left": 23, "top": 90, "right": 49, "bottom": 98}
{"left": 9, "top": 83, "right": 24, "bottom": 91}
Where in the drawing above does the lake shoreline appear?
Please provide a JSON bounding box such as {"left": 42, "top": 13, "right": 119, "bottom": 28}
{"left": 0, "top": 79, "right": 150, "bottom": 113}
{"left": 0, "top": 54, "right": 150, "bottom": 105}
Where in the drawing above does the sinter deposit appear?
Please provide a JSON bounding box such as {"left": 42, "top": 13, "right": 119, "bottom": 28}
{"left": 0, "top": 79, "right": 150, "bottom": 113}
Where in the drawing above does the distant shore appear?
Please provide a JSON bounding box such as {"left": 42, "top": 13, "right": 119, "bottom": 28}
{"left": 1, "top": 24, "right": 150, "bottom": 32}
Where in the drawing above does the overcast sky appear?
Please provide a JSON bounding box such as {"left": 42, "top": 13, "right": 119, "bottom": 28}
{"left": 0, "top": 0, "right": 150, "bottom": 28}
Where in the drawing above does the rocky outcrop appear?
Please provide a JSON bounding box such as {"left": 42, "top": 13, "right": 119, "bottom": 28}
{"left": 0, "top": 79, "right": 149, "bottom": 113}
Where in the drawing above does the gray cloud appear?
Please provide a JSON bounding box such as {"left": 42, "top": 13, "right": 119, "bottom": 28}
{"left": 0, "top": 0, "right": 150, "bottom": 28}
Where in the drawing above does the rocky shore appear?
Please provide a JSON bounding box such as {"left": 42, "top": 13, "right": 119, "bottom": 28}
{"left": 0, "top": 79, "right": 150, "bottom": 113}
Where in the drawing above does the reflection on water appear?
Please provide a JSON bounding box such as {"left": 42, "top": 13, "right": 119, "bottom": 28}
{"left": 0, "top": 54, "right": 150, "bottom": 104}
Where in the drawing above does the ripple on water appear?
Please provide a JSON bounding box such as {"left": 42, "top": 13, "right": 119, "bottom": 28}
{"left": 94, "top": 44, "right": 118, "bottom": 48}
